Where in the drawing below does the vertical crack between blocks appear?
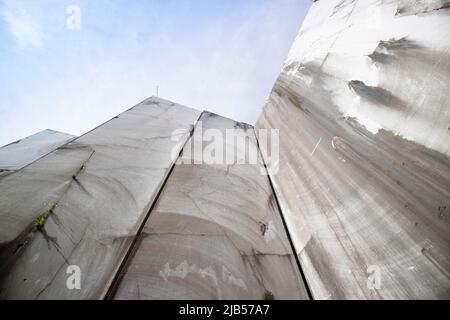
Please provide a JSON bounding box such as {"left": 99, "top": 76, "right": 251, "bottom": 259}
{"left": 253, "top": 127, "right": 314, "bottom": 300}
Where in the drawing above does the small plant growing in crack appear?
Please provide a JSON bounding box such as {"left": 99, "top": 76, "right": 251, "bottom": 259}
{"left": 34, "top": 215, "right": 46, "bottom": 231}
{"left": 34, "top": 203, "right": 57, "bottom": 231}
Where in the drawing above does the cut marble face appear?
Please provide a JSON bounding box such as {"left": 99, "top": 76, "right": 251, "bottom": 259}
{"left": 1, "top": 0, "right": 449, "bottom": 301}
{"left": 0, "top": 129, "right": 75, "bottom": 173}
{"left": 0, "top": 97, "right": 201, "bottom": 299}
{"left": 256, "top": 0, "right": 450, "bottom": 300}
{"left": 111, "top": 112, "right": 309, "bottom": 300}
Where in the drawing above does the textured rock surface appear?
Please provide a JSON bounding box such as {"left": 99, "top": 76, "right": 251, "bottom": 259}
{"left": 0, "top": 97, "right": 200, "bottom": 299}
{"left": 285, "top": 0, "right": 450, "bottom": 155}
{"left": 256, "top": 0, "right": 450, "bottom": 299}
{"left": 1, "top": 0, "right": 449, "bottom": 301}
{"left": 111, "top": 112, "right": 309, "bottom": 300}
{"left": 0, "top": 129, "right": 74, "bottom": 174}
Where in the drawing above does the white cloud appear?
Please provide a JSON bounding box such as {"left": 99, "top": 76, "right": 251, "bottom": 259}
{"left": 1, "top": 1, "right": 45, "bottom": 48}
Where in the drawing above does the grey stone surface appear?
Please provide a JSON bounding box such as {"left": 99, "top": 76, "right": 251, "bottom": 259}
{"left": 0, "top": 129, "right": 75, "bottom": 174}
{"left": 111, "top": 112, "right": 309, "bottom": 300}
{"left": 0, "top": 97, "right": 200, "bottom": 299}
{"left": 1, "top": 0, "right": 449, "bottom": 301}
{"left": 256, "top": 0, "right": 450, "bottom": 299}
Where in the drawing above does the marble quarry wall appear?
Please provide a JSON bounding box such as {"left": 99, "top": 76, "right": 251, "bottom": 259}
{"left": 1, "top": 0, "right": 449, "bottom": 301}
{"left": 0, "top": 99, "right": 309, "bottom": 300}
{"left": 0, "top": 98, "right": 201, "bottom": 299}
{"left": 256, "top": 0, "right": 450, "bottom": 299}
{"left": 110, "top": 112, "right": 309, "bottom": 300}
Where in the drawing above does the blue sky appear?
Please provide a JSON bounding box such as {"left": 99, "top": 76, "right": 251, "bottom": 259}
{"left": 0, "top": 0, "right": 310, "bottom": 146}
